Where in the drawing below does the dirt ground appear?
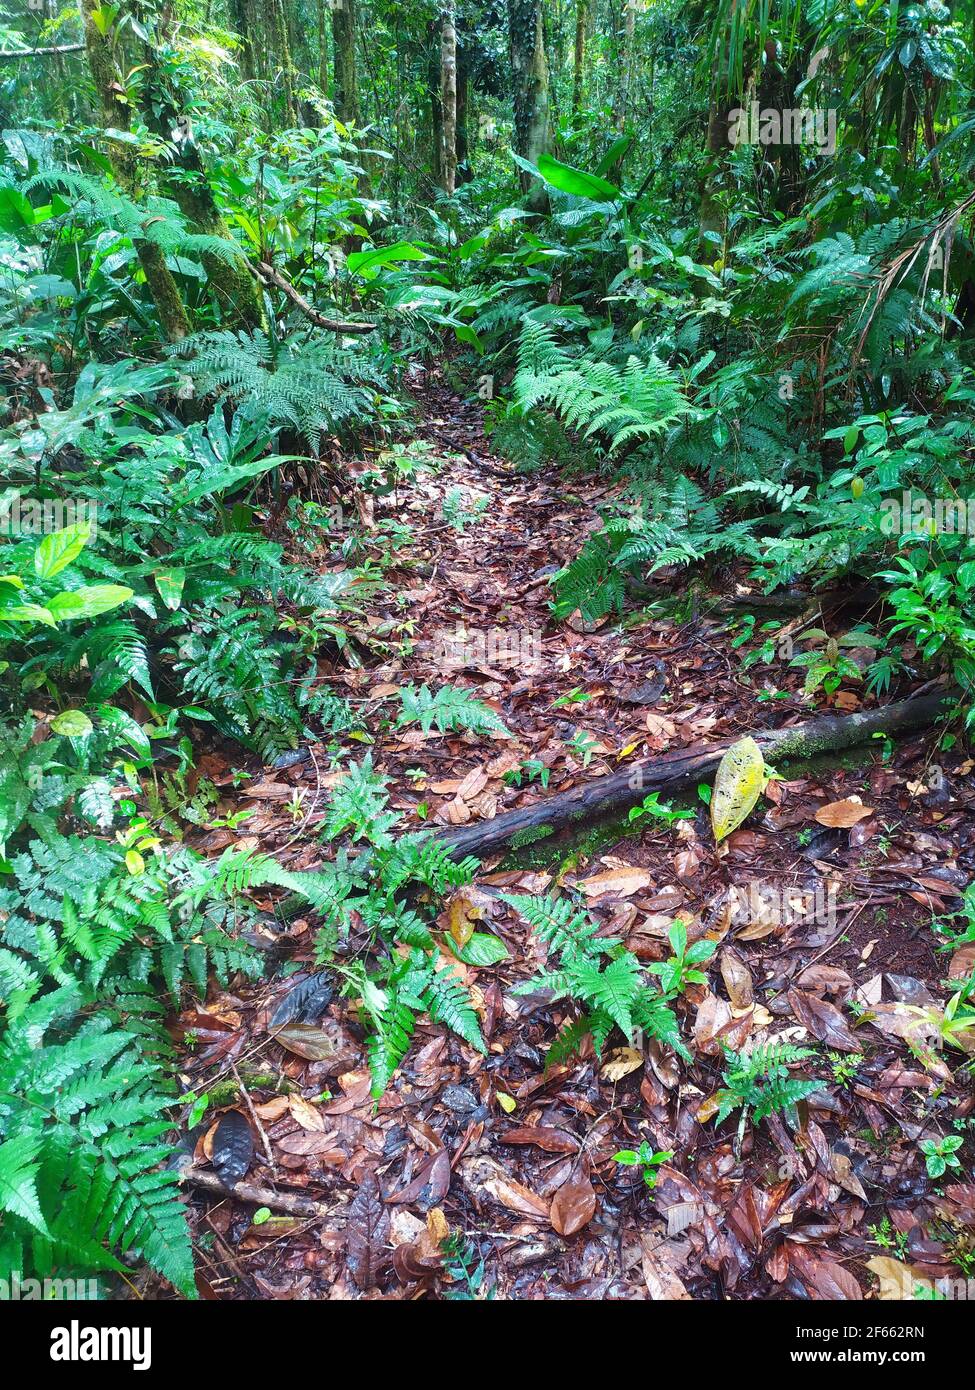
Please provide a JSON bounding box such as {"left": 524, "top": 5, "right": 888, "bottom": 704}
{"left": 168, "top": 374, "right": 975, "bottom": 1302}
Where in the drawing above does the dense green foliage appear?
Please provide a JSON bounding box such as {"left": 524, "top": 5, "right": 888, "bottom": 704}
{"left": 2, "top": 0, "right": 975, "bottom": 1299}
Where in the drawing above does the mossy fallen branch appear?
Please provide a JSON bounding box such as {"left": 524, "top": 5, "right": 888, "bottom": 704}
{"left": 437, "top": 691, "right": 952, "bottom": 860}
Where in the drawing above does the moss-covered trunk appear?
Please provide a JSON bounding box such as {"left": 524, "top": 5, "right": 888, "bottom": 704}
{"left": 508, "top": 0, "right": 551, "bottom": 210}
{"left": 441, "top": 2, "right": 458, "bottom": 193}
{"left": 332, "top": 0, "right": 359, "bottom": 125}
{"left": 80, "top": 0, "right": 191, "bottom": 343}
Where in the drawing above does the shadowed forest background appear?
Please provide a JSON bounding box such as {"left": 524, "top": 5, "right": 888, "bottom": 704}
{"left": 1, "top": 0, "right": 975, "bottom": 1306}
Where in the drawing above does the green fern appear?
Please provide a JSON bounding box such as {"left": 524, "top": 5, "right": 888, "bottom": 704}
{"left": 396, "top": 684, "right": 511, "bottom": 738}
{"left": 715, "top": 1042, "right": 822, "bottom": 1128}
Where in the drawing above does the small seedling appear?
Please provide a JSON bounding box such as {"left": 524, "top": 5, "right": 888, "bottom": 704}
{"left": 613, "top": 1140, "right": 673, "bottom": 1189}
{"left": 627, "top": 791, "right": 695, "bottom": 828}
{"left": 829, "top": 1050, "right": 863, "bottom": 1086}
{"left": 566, "top": 730, "right": 598, "bottom": 767}
{"left": 504, "top": 759, "right": 551, "bottom": 789}
{"left": 552, "top": 687, "right": 591, "bottom": 708}
{"left": 920, "top": 1135, "right": 964, "bottom": 1180}
{"left": 648, "top": 918, "right": 716, "bottom": 996}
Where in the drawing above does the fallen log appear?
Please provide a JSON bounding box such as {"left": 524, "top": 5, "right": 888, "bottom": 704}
{"left": 437, "top": 691, "right": 950, "bottom": 860}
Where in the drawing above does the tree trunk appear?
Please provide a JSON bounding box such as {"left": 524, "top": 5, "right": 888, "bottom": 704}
{"left": 272, "top": 0, "right": 298, "bottom": 124}
{"left": 428, "top": 21, "right": 444, "bottom": 186}
{"left": 614, "top": 0, "right": 636, "bottom": 128}
{"left": 456, "top": 46, "right": 470, "bottom": 183}
{"left": 572, "top": 0, "right": 586, "bottom": 116}
{"left": 436, "top": 693, "right": 950, "bottom": 860}
{"left": 508, "top": 0, "right": 551, "bottom": 209}
{"left": 228, "top": 0, "right": 255, "bottom": 80}
{"left": 80, "top": 0, "right": 190, "bottom": 343}
{"left": 440, "top": 3, "right": 458, "bottom": 193}
{"left": 136, "top": 24, "right": 264, "bottom": 332}
{"left": 332, "top": 0, "right": 359, "bottom": 125}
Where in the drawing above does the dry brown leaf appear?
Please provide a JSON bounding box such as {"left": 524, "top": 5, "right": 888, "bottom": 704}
{"left": 600, "top": 1046, "right": 645, "bottom": 1082}
{"left": 549, "top": 1165, "right": 596, "bottom": 1237}
{"left": 501, "top": 1126, "right": 578, "bottom": 1154}
{"left": 640, "top": 1233, "right": 691, "bottom": 1300}
{"left": 814, "top": 796, "right": 874, "bottom": 828}
{"left": 720, "top": 949, "right": 754, "bottom": 1011}
{"left": 288, "top": 1095, "right": 326, "bottom": 1132}
{"left": 581, "top": 866, "right": 654, "bottom": 898}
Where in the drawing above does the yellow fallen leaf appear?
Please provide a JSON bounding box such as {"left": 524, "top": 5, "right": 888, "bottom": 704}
{"left": 496, "top": 1091, "right": 517, "bottom": 1113}
{"left": 710, "top": 737, "right": 766, "bottom": 842}
{"left": 426, "top": 1207, "right": 450, "bottom": 1244}
{"left": 289, "top": 1095, "right": 326, "bottom": 1132}
{"left": 866, "top": 1255, "right": 920, "bottom": 1300}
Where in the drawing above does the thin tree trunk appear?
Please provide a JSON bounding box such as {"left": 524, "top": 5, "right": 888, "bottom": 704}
{"left": 508, "top": 0, "right": 551, "bottom": 208}
{"left": 429, "top": 21, "right": 444, "bottom": 186}
{"left": 572, "top": 0, "right": 586, "bottom": 116}
{"left": 273, "top": 0, "right": 298, "bottom": 124}
{"left": 456, "top": 46, "right": 470, "bottom": 183}
{"left": 80, "top": 0, "right": 190, "bottom": 342}
{"left": 441, "top": 3, "right": 458, "bottom": 193}
{"left": 332, "top": 0, "right": 359, "bottom": 124}
{"left": 228, "top": 0, "right": 255, "bottom": 80}
{"left": 614, "top": 0, "right": 636, "bottom": 128}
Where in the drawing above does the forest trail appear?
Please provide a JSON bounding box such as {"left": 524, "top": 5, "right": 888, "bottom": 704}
{"left": 171, "top": 378, "right": 974, "bottom": 1302}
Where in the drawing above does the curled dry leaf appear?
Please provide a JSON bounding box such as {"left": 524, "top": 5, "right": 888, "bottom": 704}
{"left": 600, "top": 1046, "right": 645, "bottom": 1082}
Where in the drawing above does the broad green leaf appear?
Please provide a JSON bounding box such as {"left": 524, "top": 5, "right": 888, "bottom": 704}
{"left": 594, "top": 135, "right": 633, "bottom": 179}
{"left": 710, "top": 737, "right": 766, "bottom": 842}
{"left": 0, "top": 185, "right": 34, "bottom": 233}
{"left": 154, "top": 568, "right": 186, "bottom": 611}
{"left": 33, "top": 522, "right": 90, "bottom": 580}
{"left": 454, "top": 932, "right": 510, "bottom": 966}
{"left": 49, "top": 584, "right": 133, "bottom": 619}
{"left": 0, "top": 603, "right": 56, "bottom": 626}
{"left": 346, "top": 241, "right": 433, "bottom": 277}
{"left": 537, "top": 153, "right": 620, "bottom": 202}
{"left": 51, "top": 710, "right": 93, "bottom": 738}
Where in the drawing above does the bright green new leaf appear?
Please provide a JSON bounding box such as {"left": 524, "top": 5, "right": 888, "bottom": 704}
{"left": 154, "top": 568, "right": 186, "bottom": 611}
{"left": 346, "top": 241, "right": 433, "bottom": 277}
{"left": 537, "top": 153, "right": 620, "bottom": 202}
{"left": 33, "top": 522, "right": 91, "bottom": 580}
